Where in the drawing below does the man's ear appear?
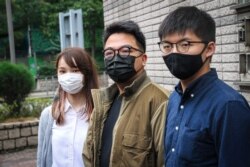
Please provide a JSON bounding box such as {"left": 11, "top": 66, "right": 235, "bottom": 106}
{"left": 205, "top": 41, "right": 216, "bottom": 58}
{"left": 142, "top": 54, "right": 147, "bottom": 65}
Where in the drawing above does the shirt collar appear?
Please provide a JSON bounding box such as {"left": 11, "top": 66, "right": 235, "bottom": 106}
{"left": 175, "top": 68, "right": 218, "bottom": 96}
{"left": 64, "top": 98, "right": 71, "bottom": 113}
{"left": 64, "top": 98, "right": 86, "bottom": 115}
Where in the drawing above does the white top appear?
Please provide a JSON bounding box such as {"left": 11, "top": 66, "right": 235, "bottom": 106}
{"left": 52, "top": 99, "right": 89, "bottom": 167}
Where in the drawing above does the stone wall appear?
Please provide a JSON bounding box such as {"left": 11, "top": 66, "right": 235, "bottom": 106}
{"left": 0, "top": 120, "right": 38, "bottom": 152}
{"left": 35, "top": 73, "right": 109, "bottom": 92}
{"left": 35, "top": 77, "right": 58, "bottom": 92}
{"left": 103, "top": 0, "right": 250, "bottom": 102}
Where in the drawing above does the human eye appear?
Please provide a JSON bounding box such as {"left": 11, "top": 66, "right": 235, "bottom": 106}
{"left": 119, "top": 47, "right": 130, "bottom": 55}
{"left": 177, "top": 41, "right": 192, "bottom": 53}
{"left": 163, "top": 43, "right": 172, "bottom": 49}
{"left": 179, "top": 41, "right": 190, "bottom": 48}
{"left": 104, "top": 49, "right": 114, "bottom": 59}
{"left": 58, "top": 69, "right": 66, "bottom": 74}
{"left": 72, "top": 68, "right": 80, "bottom": 73}
{"left": 161, "top": 42, "right": 172, "bottom": 52}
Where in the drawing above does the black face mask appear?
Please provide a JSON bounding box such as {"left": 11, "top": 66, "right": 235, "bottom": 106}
{"left": 163, "top": 52, "right": 206, "bottom": 80}
{"left": 105, "top": 54, "right": 137, "bottom": 83}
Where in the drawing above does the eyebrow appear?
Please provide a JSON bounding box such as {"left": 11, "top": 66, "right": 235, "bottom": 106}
{"left": 104, "top": 45, "right": 132, "bottom": 50}
{"left": 104, "top": 47, "right": 114, "bottom": 50}
{"left": 163, "top": 38, "right": 193, "bottom": 43}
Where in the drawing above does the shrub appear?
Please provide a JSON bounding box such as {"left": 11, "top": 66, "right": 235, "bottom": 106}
{"left": 0, "top": 103, "right": 16, "bottom": 122}
{"left": 0, "top": 61, "right": 35, "bottom": 116}
{"left": 21, "top": 97, "right": 52, "bottom": 118}
{"left": 0, "top": 97, "right": 52, "bottom": 122}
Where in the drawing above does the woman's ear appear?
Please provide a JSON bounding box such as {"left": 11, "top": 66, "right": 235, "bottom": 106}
{"left": 205, "top": 41, "right": 216, "bottom": 58}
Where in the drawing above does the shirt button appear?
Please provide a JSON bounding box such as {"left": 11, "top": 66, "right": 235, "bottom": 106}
{"left": 191, "top": 94, "right": 194, "bottom": 98}
{"left": 175, "top": 126, "right": 179, "bottom": 131}
{"left": 172, "top": 148, "right": 175, "bottom": 152}
{"left": 180, "top": 105, "right": 184, "bottom": 109}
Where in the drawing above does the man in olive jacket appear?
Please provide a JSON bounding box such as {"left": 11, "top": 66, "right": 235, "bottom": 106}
{"left": 82, "top": 20, "right": 169, "bottom": 167}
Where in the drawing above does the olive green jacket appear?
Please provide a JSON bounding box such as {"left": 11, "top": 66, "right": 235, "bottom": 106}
{"left": 82, "top": 71, "right": 169, "bottom": 167}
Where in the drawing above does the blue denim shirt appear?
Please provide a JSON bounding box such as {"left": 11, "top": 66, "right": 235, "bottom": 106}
{"left": 164, "top": 69, "right": 250, "bottom": 167}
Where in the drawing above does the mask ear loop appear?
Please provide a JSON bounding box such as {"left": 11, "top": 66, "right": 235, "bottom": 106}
{"left": 199, "top": 42, "right": 209, "bottom": 55}
{"left": 199, "top": 42, "right": 209, "bottom": 64}
{"left": 205, "top": 42, "right": 215, "bottom": 63}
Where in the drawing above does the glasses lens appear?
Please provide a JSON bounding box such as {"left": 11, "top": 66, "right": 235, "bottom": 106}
{"left": 177, "top": 41, "right": 190, "bottom": 53}
{"left": 104, "top": 49, "right": 114, "bottom": 60}
{"left": 118, "top": 46, "right": 130, "bottom": 58}
{"left": 160, "top": 42, "right": 172, "bottom": 54}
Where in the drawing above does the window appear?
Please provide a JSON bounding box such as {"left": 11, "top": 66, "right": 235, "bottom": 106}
{"left": 231, "top": 0, "right": 250, "bottom": 14}
{"left": 238, "top": 19, "right": 250, "bottom": 46}
{"left": 248, "top": 54, "right": 250, "bottom": 74}
{"left": 231, "top": 1, "right": 250, "bottom": 46}
{"left": 239, "top": 54, "right": 250, "bottom": 74}
{"left": 231, "top": 1, "right": 250, "bottom": 86}
{"left": 238, "top": 0, "right": 250, "bottom": 4}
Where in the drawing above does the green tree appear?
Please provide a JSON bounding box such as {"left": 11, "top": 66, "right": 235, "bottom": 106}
{"left": 0, "top": 0, "right": 43, "bottom": 59}
{"left": 0, "top": 0, "right": 104, "bottom": 61}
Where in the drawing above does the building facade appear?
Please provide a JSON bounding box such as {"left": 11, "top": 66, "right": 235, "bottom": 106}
{"left": 102, "top": 0, "right": 250, "bottom": 102}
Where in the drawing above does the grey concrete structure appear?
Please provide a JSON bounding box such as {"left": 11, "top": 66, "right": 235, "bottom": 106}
{"left": 103, "top": 0, "right": 250, "bottom": 102}
{"left": 0, "top": 121, "right": 38, "bottom": 152}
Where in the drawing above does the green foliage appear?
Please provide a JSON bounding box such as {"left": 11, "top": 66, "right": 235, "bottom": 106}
{"left": 0, "top": 61, "right": 35, "bottom": 116}
{"left": 0, "top": 97, "right": 52, "bottom": 122}
{"left": 38, "top": 0, "right": 104, "bottom": 63}
{"left": 0, "top": 0, "right": 43, "bottom": 55}
{"left": 37, "top": 65, "right": 56, "bottom": 78}
{"left": 0, "top": 103, "right": 17, "bottom": 122}
{"left": 93, "top": 48, "right": 105, "bottom": 71}
{"left": 0, "top": 0, "right": 104, "bottom": 62}
{"left": 21, "top": 97, "right": 52, "bottom": 118}
{"left": 38, "top": 0, "right": 104, "bottom": 38}
{"left": 31, "top": 29, "right": 60, "bottom": 53}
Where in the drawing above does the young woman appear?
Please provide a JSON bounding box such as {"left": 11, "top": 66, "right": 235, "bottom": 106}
{"left": 37, "top": 47, "right": 99, "bottom": 167}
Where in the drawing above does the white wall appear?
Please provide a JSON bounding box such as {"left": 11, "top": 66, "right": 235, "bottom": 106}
{"left": 103, "top": 0, "right": 250, "bottom": 102}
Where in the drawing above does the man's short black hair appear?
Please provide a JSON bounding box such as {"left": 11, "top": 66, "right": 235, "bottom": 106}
{"left": 158, "top": 6, "right": 215, "bottom": 42}
{"left": 103, "top": 20, "right": 146, "bottom": 52}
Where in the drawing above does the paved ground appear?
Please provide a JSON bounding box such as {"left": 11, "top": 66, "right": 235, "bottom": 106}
{"left": 0, "top": 147, "right": 37, "bottom": 167}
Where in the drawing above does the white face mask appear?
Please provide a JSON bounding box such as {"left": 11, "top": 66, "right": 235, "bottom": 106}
{"left": 58, "top": 73, "right": 84, "bottom": 94}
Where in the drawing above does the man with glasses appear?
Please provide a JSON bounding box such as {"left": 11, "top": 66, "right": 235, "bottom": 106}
{"left": 158, "top": 6, "right": 250, "bottom": 167}
{"left": 83, "top": 20, "right": 170, "bottom": 167}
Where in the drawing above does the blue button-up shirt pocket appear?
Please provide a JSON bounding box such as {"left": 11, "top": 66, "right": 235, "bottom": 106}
{"left": 178, "top": 126, "right": 214, "bottom": 163}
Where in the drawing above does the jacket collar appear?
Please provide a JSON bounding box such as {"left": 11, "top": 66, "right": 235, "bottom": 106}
{"left": 123, "top": 70, "right": 148, "bottom": 98}
{"left": 97, "top": 70, "right": 149, "bottom": 102}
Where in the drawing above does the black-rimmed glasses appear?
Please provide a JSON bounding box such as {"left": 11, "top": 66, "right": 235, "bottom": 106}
{"left": 157, "top": 41, "right": 208, "bottom": 54}
{"left": 103, "top": 45, "right": 144, "bottom": 60}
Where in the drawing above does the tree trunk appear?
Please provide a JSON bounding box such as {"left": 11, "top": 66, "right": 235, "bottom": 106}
{"left": 91, "top": 27, "right": 96, "bottom": 58}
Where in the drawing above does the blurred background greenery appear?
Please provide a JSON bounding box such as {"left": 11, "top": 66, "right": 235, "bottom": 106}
{"left": 0, "top": 0, "right": 104, "bottom": 122}
{"left": 0, "top": 0, "right": 105, "bottom": 76}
